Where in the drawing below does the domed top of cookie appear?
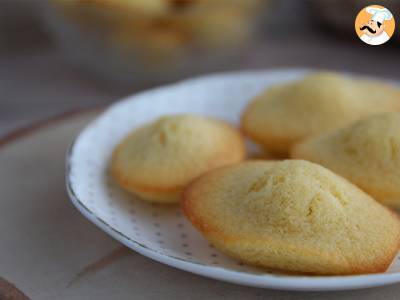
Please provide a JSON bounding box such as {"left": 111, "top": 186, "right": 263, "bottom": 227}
{"left": 183, "top": 160, "right": 400, "bottom": 274}
{"left": 292, "top": 112, "right": 400, "bottom": 207}
{"left": 241, "top": 72, "right": 400, "bottom": 154}
{"left": 112, "top": 114, "right": 245, "bottom": 203}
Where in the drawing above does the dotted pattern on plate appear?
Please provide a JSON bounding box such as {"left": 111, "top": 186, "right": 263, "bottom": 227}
{"left": 68, "top": 70, "right": 400, "bottom": 277}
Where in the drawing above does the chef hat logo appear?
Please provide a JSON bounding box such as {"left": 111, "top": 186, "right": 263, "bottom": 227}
{"left": 355, "top": 5, "right": 396, "bottom": 46}
{"left": 366, "top": 7, "right": 393, "bottom": 23}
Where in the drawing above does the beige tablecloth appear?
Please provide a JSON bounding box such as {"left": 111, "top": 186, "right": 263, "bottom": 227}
{"left": 1, "top": 111, "right": 400, "bottom": 299}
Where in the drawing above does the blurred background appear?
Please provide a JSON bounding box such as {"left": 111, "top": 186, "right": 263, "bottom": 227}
{"left": 0, "top": 0, "right": 399, "bottom": 136}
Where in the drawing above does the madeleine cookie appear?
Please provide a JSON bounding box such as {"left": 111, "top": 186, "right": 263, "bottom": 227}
{"left": 183, "top": 160, "right": 400, "bottom": 275}
{"left": 241, "top": 72, "right": 400, "bottom": 154}
{"left": 111, "top": 114, "right": 246, "bottom": 203}
{"left": 292, "top": 113, "right": 400, "bottom": 207}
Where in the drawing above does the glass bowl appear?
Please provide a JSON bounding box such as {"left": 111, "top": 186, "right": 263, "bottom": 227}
{"left": 39, "top": 0, "right": 268, "bottom": 88}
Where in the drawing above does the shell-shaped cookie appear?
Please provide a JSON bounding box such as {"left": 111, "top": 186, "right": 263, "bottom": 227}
{"left": 292, "top": 113, "right": 400, "bottom": 207}
{"left": 183, "top": 160, "right": 400, "bottom": 275}
{"left": 241, "top": 72, "right": 400, "bottom": 154}
{"left": 111, "top": 114, "right": 246, "bottom": 203}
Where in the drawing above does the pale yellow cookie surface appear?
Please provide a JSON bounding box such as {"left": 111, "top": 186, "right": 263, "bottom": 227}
{"left": 111, "top": 114, "right": 246, "bottom": 203}
{"left": 292, "top": 113, "right": 400, "bottom": 207}
{"left": 183, "top": 160, "right": 400, "bottom": 275}
{"left": 241, "top": 72, "right": 400, "bottom": 154}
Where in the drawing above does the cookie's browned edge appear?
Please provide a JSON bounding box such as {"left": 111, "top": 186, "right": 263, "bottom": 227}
{"left": 0, "top": 108, "right": 101, "bottom": 148}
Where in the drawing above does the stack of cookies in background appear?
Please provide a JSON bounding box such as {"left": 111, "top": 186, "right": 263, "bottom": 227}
{"left": 40, "top": 0, "right": 267, "bottom": 86}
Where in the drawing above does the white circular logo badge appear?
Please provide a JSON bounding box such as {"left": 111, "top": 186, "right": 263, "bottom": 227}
{"left": 355, "top": 5, "right": 395, "bottom": 45}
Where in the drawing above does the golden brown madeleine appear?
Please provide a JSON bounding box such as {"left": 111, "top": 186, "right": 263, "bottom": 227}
{"left": 292, "top": 113, "right": 400, "bottom": 207}
{"left": 111, "top": 114, "right": 246, "bottom": 203}
{"left": 241, "top": 72, "right": 400, "bottom": 155}
{"left": 183, "top": 160, "right": 400, "bottom": 275}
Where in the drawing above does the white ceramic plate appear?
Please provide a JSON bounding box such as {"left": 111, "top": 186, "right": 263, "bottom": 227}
{"left": 66, "top": 69, "right": 400, "bottom": 291}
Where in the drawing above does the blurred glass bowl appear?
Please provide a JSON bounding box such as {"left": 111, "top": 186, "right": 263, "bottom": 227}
{"left": 39, "top": 0, "right": 267, "bottom": 88}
